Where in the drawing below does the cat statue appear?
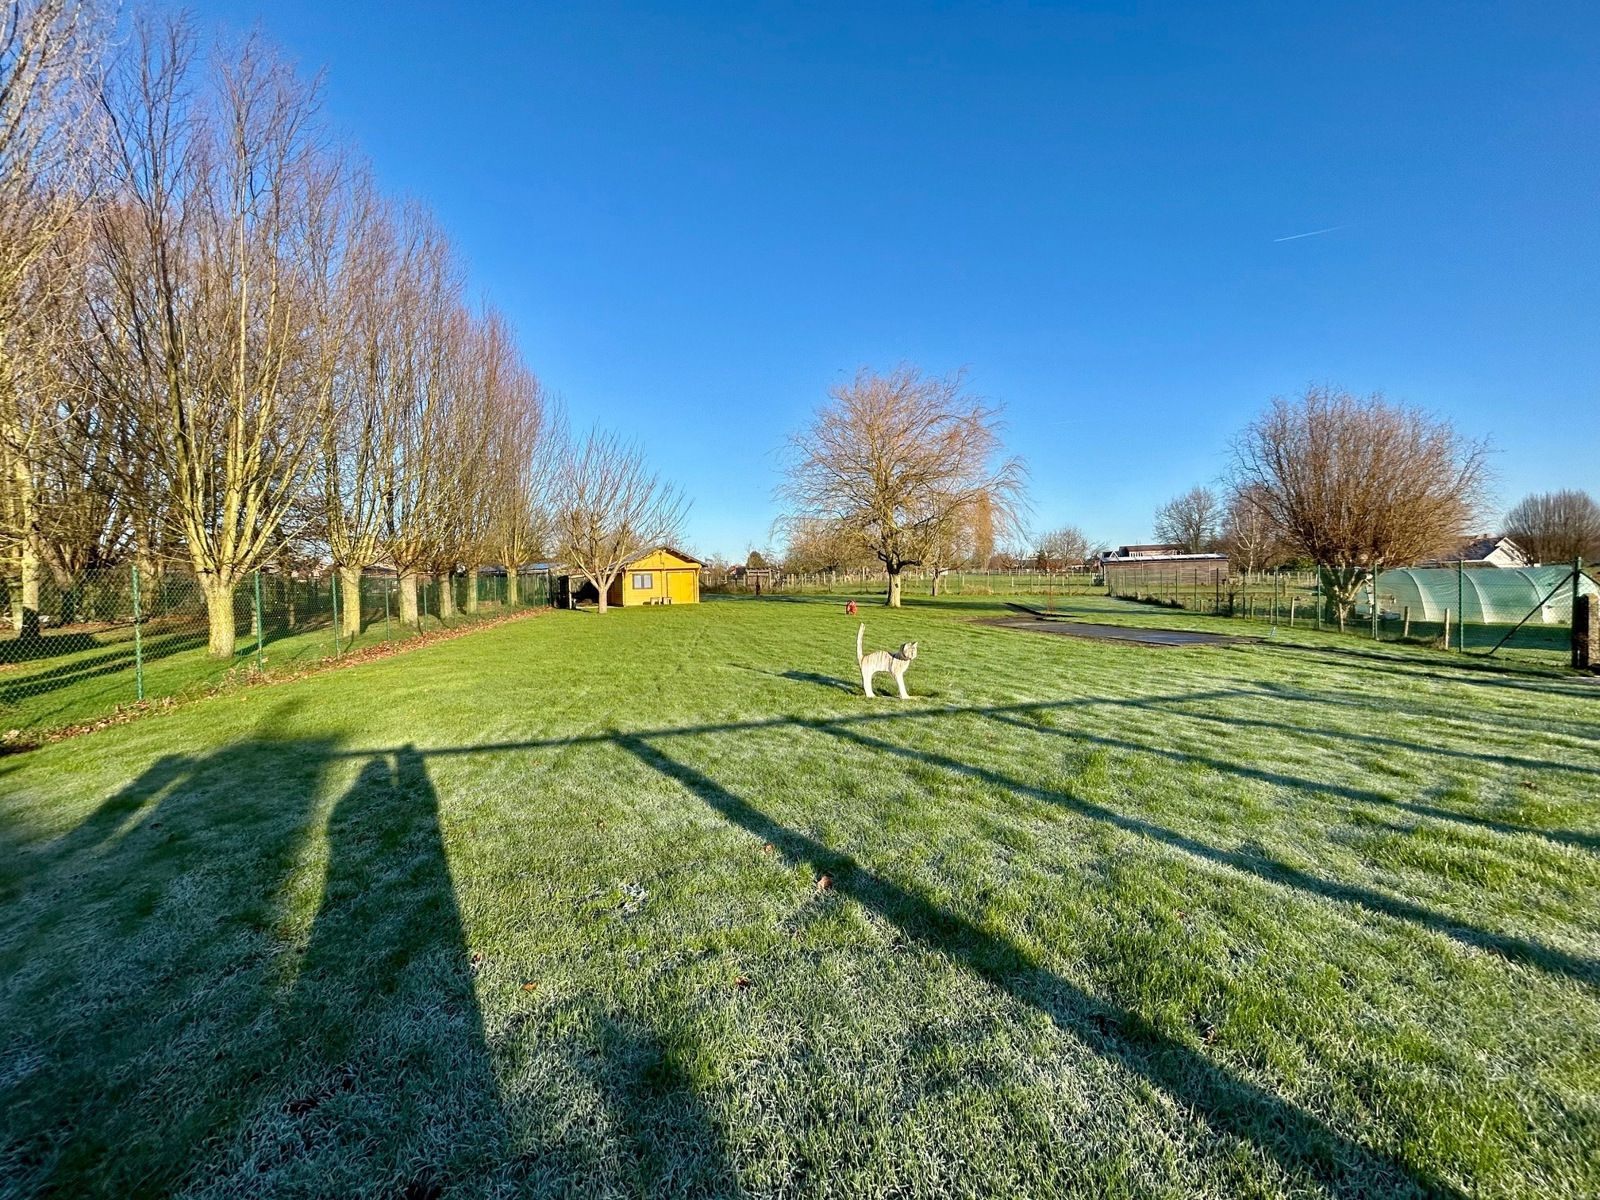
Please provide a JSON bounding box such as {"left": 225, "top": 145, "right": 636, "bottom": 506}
{"left": 856, "top": 622, "right": 918, "bottom": 699}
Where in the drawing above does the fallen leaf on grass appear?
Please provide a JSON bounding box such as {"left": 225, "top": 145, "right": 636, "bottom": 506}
{"left": 733, "top": 975, "right": 751, "bottom": 990}
{"left": 761, "top": 842, "right": 775, "bottom": 855}
{"left": 521, "top": 982, "right": 538, "bottom": 992}
{"left": 815, "top": 874, "right": 832, "bottom": 892}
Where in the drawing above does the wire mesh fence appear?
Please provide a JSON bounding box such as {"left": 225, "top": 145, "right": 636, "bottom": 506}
{"left": 706, "top": 568, "right": 1103, "bottom": 598}
{"left": 1104, "top": 559, "right": 1598, "bottom": 665}
{"left": 1, "top": 564, "right": 551, "bottom": 736}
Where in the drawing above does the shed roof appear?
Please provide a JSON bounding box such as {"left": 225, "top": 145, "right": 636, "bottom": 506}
{"left": 626, "top": 545, "right": 704, "bottom": 567}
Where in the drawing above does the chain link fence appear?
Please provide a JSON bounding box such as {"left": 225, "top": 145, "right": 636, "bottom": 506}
{"left": 1104, "top": 560, "right": 1597, "bottom": 665}
{"left": 1, "top": 564, "right": 550, "bottom": 736}
{"left": 706, "top": 568, "right": 1103, "bottom": 598}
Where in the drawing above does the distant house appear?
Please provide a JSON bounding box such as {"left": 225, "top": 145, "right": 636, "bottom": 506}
{"left": 556, "top": 546, "right": 703, "bottom": 608}
{"left": 1108, "top": 543, "right": 1190, "bottom": 559}
{"left": 1420, "top": 535, "right": 1532, "bottom": 569}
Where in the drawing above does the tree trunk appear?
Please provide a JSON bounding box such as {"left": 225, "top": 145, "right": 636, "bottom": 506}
{"left": 398, "top": 571, "right": 419, "bottom": 628}
{"left": 338, "top": 565, "right": 363, "bottom": 639}
{"left": 199, "top": 575, "right": 238, "bottom": 658}
{"left": 464, "top": 567, "right": 479, "bottom": 613}
{"left": 886, "top": 569, "right": 903, "bottom": 607}
{"left": 596, "top": 573, "right": 609, "bottom": 613}
{"left": 437, "top": 572, "right": 457, "bottom": 619}
{"left": 17, "top": 543, "right": 41, "bottom": 639}
{"left": 1321, "top": 566, "right": 1362, "bottom": 632}
{"left": 506, "top": 569, "right": 520, "bottom": 607}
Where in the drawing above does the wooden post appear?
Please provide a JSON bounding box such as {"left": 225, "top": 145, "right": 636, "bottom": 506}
{"left": 1402, "top": 606, "right": 1411, "bottom": 639}
{"left": 1289, "top": 596, "right": 1297, "bottom": 627}
{"left": 1442, "top": 608, "right": 1452, "bottom": 650}
{"left": 1573, "top": 593, "right": 1597, "bottom": 672}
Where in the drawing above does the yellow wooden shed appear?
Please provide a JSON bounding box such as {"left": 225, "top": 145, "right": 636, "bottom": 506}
{"left": 606, "top": 546, "right": 702, "bottom": 607}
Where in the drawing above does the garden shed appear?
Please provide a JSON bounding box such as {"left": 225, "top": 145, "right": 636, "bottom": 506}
{"left": 558, "top": 547, "right": 703, "bottom": 608}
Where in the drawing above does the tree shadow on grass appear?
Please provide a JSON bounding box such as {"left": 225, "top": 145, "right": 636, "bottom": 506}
{"left": 0, "top": 719, "right": 736, "bottom": 1198}
{"left": 504, "top": 1008, "right": 736, "bottom": 1196}
{"left": 0, "top": 719, "right": 334, "bottom": 1195}
{"left": 254, "top": 745, "right": 509, "bottom": 1198}
{"left": 615, "top": 733, "right": 1464, "bottom": 1200}
{"left": 867, "top": 712, "right": 1598, "bottom": 986}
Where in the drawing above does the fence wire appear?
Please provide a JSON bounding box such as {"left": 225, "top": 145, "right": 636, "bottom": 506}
{"left": 1, "top": 564, "right": 550, "bottom": 736}
{"left": 1103, "top": 560, "right": 1597, "bottom": 664}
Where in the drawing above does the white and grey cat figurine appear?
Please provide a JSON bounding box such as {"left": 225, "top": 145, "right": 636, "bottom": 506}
{"left": 856, "top": 622, "right": 918, "bottom": 698}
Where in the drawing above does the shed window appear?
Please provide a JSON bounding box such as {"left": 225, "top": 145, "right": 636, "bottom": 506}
{"left": 632, "top": 572, "right": 654, "bottom": 590}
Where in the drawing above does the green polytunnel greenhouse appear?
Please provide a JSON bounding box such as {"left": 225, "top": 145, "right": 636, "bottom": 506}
{"left": 1368, "top": 566, "right": 1597, "bottom": 625}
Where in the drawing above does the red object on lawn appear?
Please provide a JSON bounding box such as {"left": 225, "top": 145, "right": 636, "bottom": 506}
{"left": 846, "top": 600, "right": 857, "bottom": 615}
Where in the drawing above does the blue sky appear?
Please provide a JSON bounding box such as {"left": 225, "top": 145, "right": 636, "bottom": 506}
{"left": 185, "top": 1, "right": 1599, "bottom": 558}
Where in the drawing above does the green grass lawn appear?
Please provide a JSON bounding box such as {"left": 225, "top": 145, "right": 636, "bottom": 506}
{"left": 2, "top": 594, "right": 1597, "bottom": 1198}
{"left": 0, "top": 602, "right": 530, "bottom": 735}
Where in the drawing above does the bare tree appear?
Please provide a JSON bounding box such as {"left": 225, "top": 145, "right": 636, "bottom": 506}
{"left": 1232, "top": 386, "right": 1489, "bottom": 626}
{"left": 315, "top": 177, "right": 400, "bottom": 639}
{"left": 1503, "top": 490, "right": 1600, "bottom": 566}
{"left": 0, "top": 0, "right": 102, "bottom": 635}
{"left": 377, "top": 212, "right": 461, "bottom": 629}
{"left": 550, "top": 427, "right": 685, "bottom": 613}
{"left": 477, "top": 311, "right": 547, "bottom": 609}
{"left": 774, "top": 514, "right": 875, "bottom": 575}
{"left": 780, "top": 366, "right": 1024, "bottom": 607}
{"left": 1220, "top": 483, "right": 1285, "bottom": 575}
{"left": 1034, "top": 524, "right": 1091, "bottom": 571}
{"left": 89, "top": 20, "right": 336, "bottom": 656}
{"left": 1153, "top": 485, "right": 1220, "bottom": 553}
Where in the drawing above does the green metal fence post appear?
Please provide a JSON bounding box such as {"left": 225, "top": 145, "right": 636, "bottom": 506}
{"left": 1371, "top": 570, "right": 1379, "bottom": 640}
{"left": 131, "top": 563, "right": 145, "bottom": 702}
{"left": 253, "top": 569, "right": 264, "bottom": 672}
{"left": 331, "top": 572, "right": 342, "bottom": 656}
{"left": 1314, "top": 568, "right": 1322, "bottom": 630}
{"left": 1457, "top": 559, "right": 1465, "bottom": 652}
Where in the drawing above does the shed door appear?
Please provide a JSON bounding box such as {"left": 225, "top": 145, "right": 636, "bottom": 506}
{"left": 667, "top": 570, "right": 696, "bottom": 604}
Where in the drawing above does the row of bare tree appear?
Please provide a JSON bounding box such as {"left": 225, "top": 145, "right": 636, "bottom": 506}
{"left": 2, "top": 2, "right": 685, "bottom": 651}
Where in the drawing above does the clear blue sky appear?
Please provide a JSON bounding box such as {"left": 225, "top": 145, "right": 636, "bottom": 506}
{"left": 185, "top": 1, "right": 1599, "bottom": 558}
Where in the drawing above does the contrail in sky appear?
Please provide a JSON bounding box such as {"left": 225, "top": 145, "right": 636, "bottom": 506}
{"left": 1273, "top": 225, "right": 1346, "bottom": 242}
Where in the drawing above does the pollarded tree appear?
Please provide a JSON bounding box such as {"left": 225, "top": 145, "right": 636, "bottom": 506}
{"left": 780, "top": 366, "right": 1024, "bottom": 607}
{"left": 1232, "top": 386, "right": 1489, "bottom": 626}
{"left": 550, "top": 427, "right": 685, "bottom": 614}
{"left": 1503, "top": 490, "right": 1600, "bottom": 566}
{"left": 1153, "top": 485, "right": 1221, "bottom": 553}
